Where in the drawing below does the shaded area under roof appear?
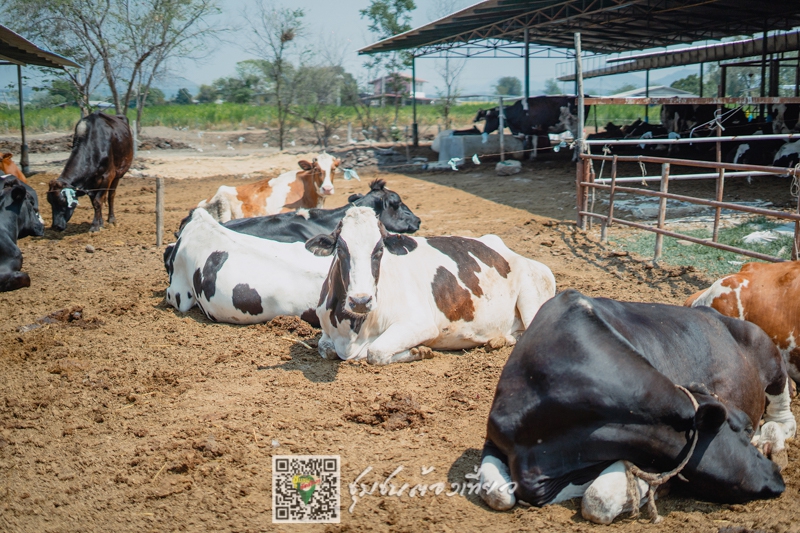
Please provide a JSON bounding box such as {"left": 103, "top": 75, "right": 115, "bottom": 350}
{"left": 0, "top": 24, "right": 79, "bottom": 69}
{"left": 559, "top": 30, "right": 800, "bottom": 81}
{"left": 359, "top": 0, "right": 800, "bottom": 56}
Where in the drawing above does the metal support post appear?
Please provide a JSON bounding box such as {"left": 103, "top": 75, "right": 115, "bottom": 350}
{"left": 498, "top": 96, "right": 505, "bottom": 162}
{"left": 412, "top": 56, "right": 418, "bottom": 147}
{"left": 17, "top": 65, "right": 28, "bottom": 175}
{"left": 524, "top": 27, "right": 530, "bottom": 100}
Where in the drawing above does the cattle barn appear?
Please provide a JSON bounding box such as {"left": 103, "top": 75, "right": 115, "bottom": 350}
{"left": 361, "top": 0, "right": 800, "bottom": 260}
{"left": 359, "top": 0, "right": 800, "bottom": 146}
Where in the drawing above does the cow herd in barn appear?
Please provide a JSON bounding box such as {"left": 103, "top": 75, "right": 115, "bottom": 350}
{"left": 1, "top": 108, "right": 800, "bottom": 524}
{"left": 471, "top": 96, "right": 800, "bottom": 169}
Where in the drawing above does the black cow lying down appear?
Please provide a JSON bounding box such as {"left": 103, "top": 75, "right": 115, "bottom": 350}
{"left": 0, "top": 178, "right": 45, "bottom": 292}
{"left": 479, "top": 290, "right": 795, "bottom": 525}
{"left": 176, "top": 179, "right": 421, "bottom": 243}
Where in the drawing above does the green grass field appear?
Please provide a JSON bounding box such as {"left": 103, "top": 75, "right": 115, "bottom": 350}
{"left": 611, "top": 217, "right": 794, "bottom": 277}
{"left": 0, "top": 102, "right": 660, "bottom": 134}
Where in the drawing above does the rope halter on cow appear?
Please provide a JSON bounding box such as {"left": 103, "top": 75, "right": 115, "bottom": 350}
{"left": 623, "top": 385, "right": 700, "bottom": 524}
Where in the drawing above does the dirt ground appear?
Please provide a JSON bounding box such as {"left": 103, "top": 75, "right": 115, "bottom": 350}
{"left": 1, "top": 133, "right": 799, "bottom": 533}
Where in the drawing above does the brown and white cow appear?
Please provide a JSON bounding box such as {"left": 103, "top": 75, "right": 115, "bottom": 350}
{"left": 197, "top": 152, "right": 340, "bottom": 223}
{"left": 0, "top": 153, "right": 26, "bottom": 183}
{"left": 305, "top": 206, "right": 556, "bottom": 365}
{"left": 685, "top": 261, "right": 800, "bottom": 387}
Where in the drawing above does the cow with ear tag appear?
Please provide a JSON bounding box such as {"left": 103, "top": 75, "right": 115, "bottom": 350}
{"left": 305, "top": 206, "right": 555, "bottom": 365}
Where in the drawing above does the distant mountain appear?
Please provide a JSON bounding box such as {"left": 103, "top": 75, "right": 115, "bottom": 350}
{"left": 154, "top": 76, "right": 201, "bottom": 99}
{"left": 652, "top": 68, "right": 700, "bottom": 87}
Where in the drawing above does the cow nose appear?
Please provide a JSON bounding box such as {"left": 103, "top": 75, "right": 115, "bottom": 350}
{"left": 347, "top": 294, "right": 372, "bottom": 313}
{"left": 322, "top": 185, "right": 334, "bottom": 195}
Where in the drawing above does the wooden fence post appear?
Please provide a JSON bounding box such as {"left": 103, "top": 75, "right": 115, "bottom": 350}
{"left": 156, "top": 177, "right": 164, "bottom": 247}
{"left": 712, "top": 107, "right": 724, "bottom": 242}
{"left": 654, "top": 163, "right": 671, "bottom": 262}
{"left": 600, "top": 155, "right": 618, "bottom": 242}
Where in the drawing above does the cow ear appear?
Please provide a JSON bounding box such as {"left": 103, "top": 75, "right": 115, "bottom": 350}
{"left": 694, "top": 401, "right": 727, "bottom": 433}
{"left": 383, "top": 234, "right": 417, "bottom": 255}
{"left": 305, "top": 233, "right": 336, "bottom": 256}
{"left": 298, "top": 160, "right": 313, "bottom": 171}
{"left": 348, "top": 193, "right": 364, "bottom": 203}
{"left": 10, "top": 184, "right": 26, "bottom": 203}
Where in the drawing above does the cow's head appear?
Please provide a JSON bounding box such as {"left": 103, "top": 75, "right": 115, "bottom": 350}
{"left": 669, "top": 389, "right": 784, "bottom": 503}
{"left": 299, "top": 152, "right": 340, "bottom": 197}
{"left": 46, "top": 179, "right": 85, "bottom": 231}
{"left": 479, "top": 108, "right": 501, "bottom": 135}
{"left": 348, "top": 179, "right": 421, "bottom": 234}
{"left": 2, "top": 178, "right": 44, "bottom": 238}
{"left": 306, "top": 206, "right": 417, "bottom": 316}
{"left": 0, "top": 153, "right": 16, "bottom": 175}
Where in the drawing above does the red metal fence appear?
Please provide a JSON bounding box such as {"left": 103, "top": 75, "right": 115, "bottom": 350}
{"left": 576, "top": 143, "right": 800, "bottom": 263}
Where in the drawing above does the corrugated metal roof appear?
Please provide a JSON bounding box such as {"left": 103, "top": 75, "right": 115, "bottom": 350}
{"left": 0, "top": 24, "right": 79, "bottom": 68}
{"left": 359, "top": 0, "right": 800, "bottom": 56}
{"left": 559, "top": 30, "right": 800, "bottom": 81}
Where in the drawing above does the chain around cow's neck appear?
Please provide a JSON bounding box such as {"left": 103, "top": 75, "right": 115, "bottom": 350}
{"left": 623, "top": 384, "right": 700, "bottom": 524}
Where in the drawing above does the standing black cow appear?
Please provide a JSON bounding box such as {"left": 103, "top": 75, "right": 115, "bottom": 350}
{"left": 0, "top": 178, "right": 45, "bottom": 292}
{"left": 479, "top": 290, "right": 792, "bottom": 525}
{"left": 474, "top": 96, "right": 588, "bottom": 158}
{"left": 474, "top": 96, "right": 586, "bottom": 137}
{"left": 47, "top": 112, "right": 134, "bottom": 232}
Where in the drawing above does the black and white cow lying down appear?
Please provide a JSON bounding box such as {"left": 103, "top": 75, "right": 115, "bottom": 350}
{"left": 0, "top": 178, "right": 45, "bottom": 292}
{"left": 479, "top": 290, "right": 795, "bottom": 525}
{"left": 164, "top": 208, "right": 331, "bottom": 325}
{"left": 305, "top": 206, "right": 556, "bottom": 365}
{"left": 221, "top": 179, "right": 420, "bottom": 243}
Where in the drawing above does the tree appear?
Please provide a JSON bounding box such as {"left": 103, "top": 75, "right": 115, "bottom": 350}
{"left": 246, "top": 1, "right": 305, "bottom": 150}
{"left": 196, "top": 84, "right": 218, "bottom": 103}
{"left": 544, "top": 78, "right": 561, "bottom": 95}
{"left": 360, "top": 0, "right": 416, "bottom": 123}
{"left": 48, "top": 79, "right": 83, "bottom": 106}
{"left": 669, "top": 64, "right": 733, "bottom": 96}
{"left": 294, "top": 65, "right": 350, "bottom": 148}
{"left": 213, "top": 73, "right": 261, "bottom": 104}
{"left": 2, "top": 0, "right": 224, "bottom": 119}
{"left": 495, "top": 76, "right": 522, "bottom": 96}
{"left": 430, "top": 0, "right": 466, "bottom": 130}
{"left": 174, "top": 88, "right": 193, "bottom": 104}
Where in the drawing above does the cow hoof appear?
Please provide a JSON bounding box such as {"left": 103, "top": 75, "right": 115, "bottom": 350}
{"left": 486, "top": 337, "right": 506, "bottom": 351}
{"left": 758, "top": 422, "right": 788, "bottom": 470}
{"left": 89, "top": 225, "right": 103, "bottom": 232}
{"left": 410, "top": 346, "right": 434, "bottom": 359}
{"left": 318, "top": 339, "right": 337, "bottom": 360}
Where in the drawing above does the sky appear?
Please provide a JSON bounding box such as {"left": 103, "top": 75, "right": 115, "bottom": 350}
{"left": 144, "top": 0, "right": 697, "bottom": 97}
{"left": 1, "top": 0, "right": 701, "bottom": 100}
